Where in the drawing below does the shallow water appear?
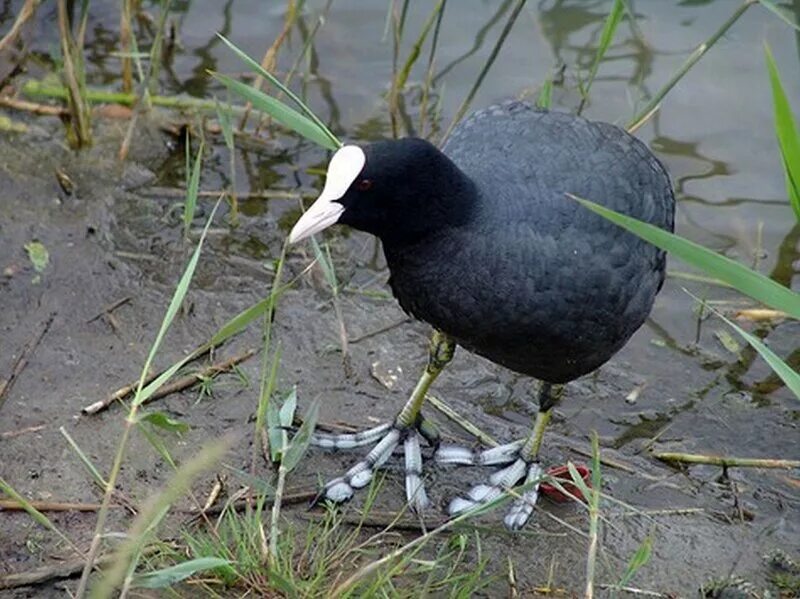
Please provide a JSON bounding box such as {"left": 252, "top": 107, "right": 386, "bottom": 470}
{"left": 1, "top": 0, "right": 799, "bottom": 595}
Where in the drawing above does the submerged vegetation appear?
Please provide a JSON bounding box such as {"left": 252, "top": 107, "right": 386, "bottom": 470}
{"left": 0, "top": 0, "right": 799, "bottom": 596}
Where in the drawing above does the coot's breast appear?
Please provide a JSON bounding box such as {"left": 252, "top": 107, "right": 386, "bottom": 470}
{"left": 386, "top": 102, "right": 675, "bottom": 383}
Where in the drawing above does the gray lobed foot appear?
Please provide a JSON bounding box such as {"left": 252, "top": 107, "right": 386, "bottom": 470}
{"left": 311, "top": 421, "right": 432, "bottom": 512}
{"left": 434, "top": 441, "right": 543, "bottom": 531}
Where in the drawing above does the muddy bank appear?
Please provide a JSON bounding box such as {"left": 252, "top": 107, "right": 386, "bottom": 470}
{"left": 0, "top": 107, "right": 797, "bottom": 596}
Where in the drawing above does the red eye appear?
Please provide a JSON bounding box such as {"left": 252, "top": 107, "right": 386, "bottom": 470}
{"left": 357, "top": 178, "right": 373, "bottom": 192}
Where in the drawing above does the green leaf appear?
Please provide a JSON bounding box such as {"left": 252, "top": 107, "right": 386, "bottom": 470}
{"left": 715, "top": 308, "right": 800, "bottom": 400}
{"left": 184, "top": 140, "right": 204, "bottom": 237}
{"left": 278, "top": 387, "right": 297, "bottom": 428}
{"left": 618, "top": 534, "right": 653, "bottom": 587}
{"left": 267, "top": 399, "right": 284, "bottom": 463}
{"left": 132, "top": 198, "right": 222, "bottom": 407}
{"left": 764, "top": 43, "right": 800, "bottom": 222}
{"left": 216, "top": 33, "right": 340, "bottom": 150}
{"left": 585, "top": 0, "right": 626, "bottom": 95}
{"left": 310, "top": 237, "right": 339, "bottom": 292}
{"left": 536, "top": 77, "right": 552, "bottom": 109}
{"left": 212, "top": 72, "right": 338, "bottom": 151}
{"left": 566, "top": 461, "right": 592, "bottom": 501}
{"left": 393, "top": 0, "right": 446, "bottom": 94}
{"left": 210, "top": 296, "right": 272, "bottom": 346}
{"left": 59, "top": 426, "right": 107, "bottom": 488}
{"left": 758, "top": 0, "right": 800, "bottom": 32}
{"left": 214, "top": 97, "right": 235, "bottom": 149}
{"left": 0, "top": 477, "right": 58, "bottom": 531}
{"left": 131, "top": 557, "right": 232, "bottom": 589}
{"left": 282, "top": 400, "right": 319, "bottom": 473}
{"left": 24, "top": 241, "right": 49, "bottom": 272}
{"left": 139, "top": 411, "right": 190, "bottom": 434}
{"left": 266, "top": 387, "right": 297, "bottom": 464}
{"left": 570, "top": 195, "right": 800, "bottom": 320}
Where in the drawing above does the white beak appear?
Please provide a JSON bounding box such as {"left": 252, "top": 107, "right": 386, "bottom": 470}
{"left": 289, "top": 145, "right": 366, "bottom": 243}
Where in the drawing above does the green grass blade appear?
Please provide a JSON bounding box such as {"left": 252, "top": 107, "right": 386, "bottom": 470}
{"left": 758, "top": 0, "right": 800, "bottom": 32}
{"left": 282, "top": 399, "right": 319, "bottom": 473}
{"left": 210, "top": 296, "right": 273, "bottom": 346}
{"left": 764, "top": 43, "right": 800, "bottom": 222}
{"left": 214, "top": 98, "right": 235, "bottom": 149}
{"left": 310, "top": 236, "right": 338, "bottom": 292}
{"left": 212, "top": 72, "right": 338, "bottom": 151}
{"left": 715, "top": 307, "right": 800, "bottom": 399}
{"left": 617, "top": 534, "right": 653, "bottom": 587}
{"left": 215, "top": 34, "right": 340, "bottom": 149}
{"left": 183, "top": 140, "right": 204, "bottom": 237}
{"left": 536, "top": 77, "right": 552, "bottom": 109}
{"left": 570, "top": 195, "right": 800, "bottom": 320}
{"left": 139, "top": 411, "right": 190, "bottom": 435}
{"left": 394, "top": 0, "right": 446, "bottom": 94}
{"left": 0, "top": 478, "right": 60, "bottom": 532}
{"left": 585, "top": 0, "right": 625, "bottom": 96}
{"left": 132, "top": 197, "right": 222, "bottom": 406}
{"left": 131, "top": 557, "right": 231, "bottom": 589}
{"left": 59, "top": 426, "right": 108, "bottom": 489}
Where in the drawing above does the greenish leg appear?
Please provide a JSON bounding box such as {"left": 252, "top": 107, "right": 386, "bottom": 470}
{"left": 395, "top": 330, "right": 456, "bottom": 427}
{"left": 519, "top": 382, "right": 564, "bottom": 461}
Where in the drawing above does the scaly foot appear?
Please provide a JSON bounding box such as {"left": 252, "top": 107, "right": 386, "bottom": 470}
{"left": 435, "top": 441, "right": 544, "bottom": 530}
{"left": 311, "top": 415, "right": 439, "bottom": 512}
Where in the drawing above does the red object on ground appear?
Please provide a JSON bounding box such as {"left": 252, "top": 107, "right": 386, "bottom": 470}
{"left": 540, "top": 463, "right": 592, "bottom": 503}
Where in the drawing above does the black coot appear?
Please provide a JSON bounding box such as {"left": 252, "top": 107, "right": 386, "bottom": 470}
{"left": 290, "top": 100, "right": 675, "bottom": 530}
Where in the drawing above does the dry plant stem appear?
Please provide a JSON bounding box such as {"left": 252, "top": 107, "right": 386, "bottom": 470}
{"left": 425, "top": 393, "right": 498, "bottom": 447}
{"left": 0, "top": 500, "right": 122, "bottom": 512}
{"left": 584, "top": 488, "right": 600, "bottom": 598}
{"left": 597, "top": 585, "right": 670, "bottom": 597}
{"left": 654, "top": 452, "right": 800, "bottom": 469}
{"left": 439, "top": 0, "right": 527, "bottom": 145}
{"left": 56, "top": 0, "right": 91, "bottom": 148}
{"left": 140, "top": 186, "right": 302, "bottom": 200}
{"left": 0, "top": 424, "right": 45, "bottom": 438}
{"left": 139, "top": 349, "right": 256, "bottom": 405}
{"left": 22, "top": 80, "right": 248, "bottom": 113}
{"left": 74, "top": 422, "right": 133, "bottom": 598}
{"left": 82, "top": 369, "right": 158, "bottom": 415}
{"left": 0, "top": 0, "right": 40, "bottom": 53}
{"left": 0, "top": 548, "right": 155, "bottom": 591}
{"left": 183, "top": 488, "right": 317, "bottom": 522}
{"left": 418, "top": 0, "right": 447, "bottom": 136}
{"left": 82, "top": 344, "right": 246, "bottom": 415}
{"left": 86, "top": 296, "right": 132, "bottom": 324}
{"left": 626, "top": 0, "right": 757, "bottom": 131}
{"left": 120, "top": 0, "right": 134, "bottom": 93}
{"left": 0, "top": 312, "right": 55, "bottom": 413}
{"left": 268, "top": 464, "right": 287, "bottom": 563}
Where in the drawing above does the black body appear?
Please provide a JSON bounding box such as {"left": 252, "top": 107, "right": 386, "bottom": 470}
{"left": 337, "top": 101, "right": 675, "bottom": 384}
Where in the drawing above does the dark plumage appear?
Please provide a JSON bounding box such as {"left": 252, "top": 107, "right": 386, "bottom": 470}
{"left": 339, "top": 101, "right": 674, "bottom": 382}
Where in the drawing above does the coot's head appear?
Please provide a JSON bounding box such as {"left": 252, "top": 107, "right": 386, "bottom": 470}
{"left": 289, "top": 138, "right": 474, "bottom": 246}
